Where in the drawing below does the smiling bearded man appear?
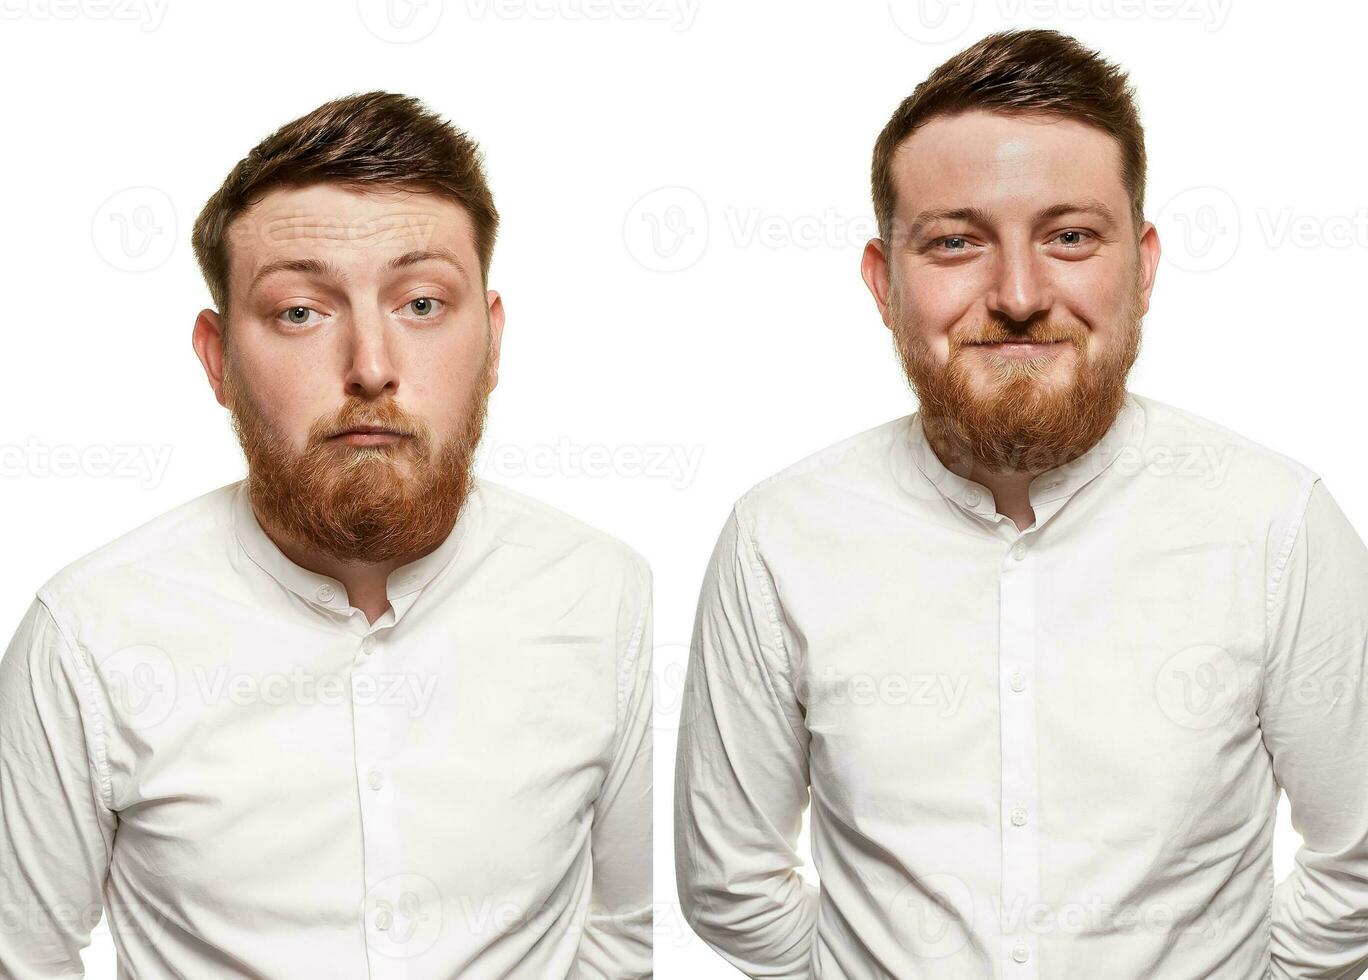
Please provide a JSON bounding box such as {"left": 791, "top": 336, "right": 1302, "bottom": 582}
{"left": 674, "top": 28, "right": 1368, "bottom": 980}
{"left": 889, "top": 264, "right": 1144, "bottom": 476}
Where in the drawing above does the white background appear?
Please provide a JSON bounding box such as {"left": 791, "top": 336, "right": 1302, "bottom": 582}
{"left": 2, "top": 1, "right": 1366, "bottom": 977}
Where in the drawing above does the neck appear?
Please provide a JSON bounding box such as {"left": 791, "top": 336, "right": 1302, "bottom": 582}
{"left": 923, "top": 422, "right": 1043, "bottom": 532}
{"left": 252, "top": 504, "right": 443, "bottom": 625}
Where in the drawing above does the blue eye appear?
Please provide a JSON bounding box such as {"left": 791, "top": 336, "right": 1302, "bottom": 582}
{"left": 936, "top": 236, "right": 969, "bottom": 252}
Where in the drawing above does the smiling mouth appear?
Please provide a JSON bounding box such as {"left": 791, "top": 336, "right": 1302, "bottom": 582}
{"left": 965, "top": 339, "right": 1067, "bottom": 346}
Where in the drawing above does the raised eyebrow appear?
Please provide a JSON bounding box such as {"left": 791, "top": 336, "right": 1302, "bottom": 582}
{"left": 385, "top": 247, "right": 472, "bottom": 285}
{"left": 908, "top": 206, "right": 996, "bottom": 241}
{"left": 249, "top": 257, "right": 350, "bottom": 294}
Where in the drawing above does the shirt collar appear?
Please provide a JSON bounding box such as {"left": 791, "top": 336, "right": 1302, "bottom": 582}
{"left": 231, "top": 478, "right": 480, "bottom": 618}
{"left": 900, "top": 390, "right": 1144, "bottom": 526}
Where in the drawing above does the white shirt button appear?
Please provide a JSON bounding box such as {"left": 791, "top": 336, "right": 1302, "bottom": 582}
{"left": 361, "top": 636, "right": 377, "bottom": 655}
{"left": 1010, "top": 806, "right": 1028, "bottom": 827}
{"left": 316, "top": 584, "right": 336, "bottom": 602}
{"left": 1009, "top": 672, "right": 1026, "bottom": 693}
{"left": 1011, "top": 942, "right": 1030, "bottom": 963}
{"left": 1011, "top": 542, "right": 1027, "bottom": 561}
{"left": 964, "top": 488, "right": 981, "bottom": 507}
{"left": 367, "top": 770, "right": 384, "bottom": 791}
{"left": 375, "top": 908, "right": 393, "bottom": 931}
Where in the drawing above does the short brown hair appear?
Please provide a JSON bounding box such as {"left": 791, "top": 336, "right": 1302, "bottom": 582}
{"left": 191, "top": 90, "right": 499, "bottom": 318}
{"left": 871, "top": 29, "right": 1145, "bottom": 246}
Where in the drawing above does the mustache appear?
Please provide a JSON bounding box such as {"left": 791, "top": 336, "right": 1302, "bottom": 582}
{"left": 956, "top": 323, "right": 1086, "bottom": 346}
{"left": 317, "top": 402, "right": 421, "bottom": 440}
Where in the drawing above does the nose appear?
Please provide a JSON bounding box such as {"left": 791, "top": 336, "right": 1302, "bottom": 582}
{"left": 342, "top": 306, "right": 400, "bottom": 399}
{"left": 986, "top": 238, "right": 1052, "bottom": 327}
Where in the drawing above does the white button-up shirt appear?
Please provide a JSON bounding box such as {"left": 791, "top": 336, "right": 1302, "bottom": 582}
{"left": 0, "top": 478, "right": 653, "bottom": 979}
{"left": 674, "top": 391, "right": 1368, "bottom": 978}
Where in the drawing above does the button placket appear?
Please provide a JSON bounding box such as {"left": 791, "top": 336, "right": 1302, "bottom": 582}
{"left": 351, "top": 641, "right": 404, "bottom": 977}
{"left": 1000, "top": 535, "right": 1041, "bottom": 977}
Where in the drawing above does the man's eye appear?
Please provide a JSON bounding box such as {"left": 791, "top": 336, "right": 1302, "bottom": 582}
{"left": 933, "top": 236, "right": 971, "bottom": 252}
{"left": 1054, "top": 230, "right": 1094, "bottom": 247}
{"left": 403, "top": 297, "right": 444, "bottom": 318}
{"left": 278, "top": 306, "right": 322, "bottom": 327}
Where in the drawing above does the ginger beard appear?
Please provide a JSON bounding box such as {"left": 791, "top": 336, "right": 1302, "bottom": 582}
{"left": 890, "top": 271, "right": 1143, "bottom": 476}
{"left": 222, "top": 341, "right": 492, "bottom": 565}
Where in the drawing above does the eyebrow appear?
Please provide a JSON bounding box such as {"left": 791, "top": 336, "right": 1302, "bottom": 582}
{"left": 384, "top": 247, "right": 472, "bottom": 285}
{"left": 906, "top": 199, "right": 1119, "bottom": 240}
{"left": 248, "top": 246, "right": 472, "bottom": 294}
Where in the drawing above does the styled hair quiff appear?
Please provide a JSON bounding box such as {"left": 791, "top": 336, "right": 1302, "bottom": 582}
{"left": 191, "top": 90, "right": 499, "bottom": 318}
{"left": 871, "top": 29, "right": 1146, "bottom": 246}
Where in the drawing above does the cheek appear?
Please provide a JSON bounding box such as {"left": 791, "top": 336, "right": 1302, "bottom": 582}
{"left": 239, "top": 366, "right": 331, "bottom": 451}
{"left": 902, "top": 261, "right": 985, "bottom": 324}
{"left": 405, "top": 333, "right": 491, "bottom": 427}
{"left": 1053, "top": 258, "right": 1136, "bottom": 324}
{"left": 898, "top": 266, "right": 980, "bottom": 358}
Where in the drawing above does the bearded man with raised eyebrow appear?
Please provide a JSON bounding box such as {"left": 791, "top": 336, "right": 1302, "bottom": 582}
{"left": 0, "top": 91, "right": 652, "bottom": 980}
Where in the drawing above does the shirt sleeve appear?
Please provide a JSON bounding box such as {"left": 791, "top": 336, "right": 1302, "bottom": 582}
{"left": 0, "top": 596, "right": 116, "bottom": 979}
{"left": 574, "top": 559, "right": 653, "bottom": 979}
{"left": 673, "top": 504, "right": 817, "bottom": 979}
{"left": 1261, "top": 478, "right": 1368, "bottom": 978}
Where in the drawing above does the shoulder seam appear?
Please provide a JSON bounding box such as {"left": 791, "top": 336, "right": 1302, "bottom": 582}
{"left": 33, "top": 593, "right": 115, "bottom": 815}
{"left": 1263, "top": 474, "right": 1322, "bottom": 673}
{"left": 616, "top": 560, "right": 652, "bottom": 731}
{"left": 732, "top": 495, "right": 807, "bottom": 748}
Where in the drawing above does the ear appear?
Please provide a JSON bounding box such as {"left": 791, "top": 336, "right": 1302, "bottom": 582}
{"left": 485, "top": 290, "right": 505, "bottom": 392}
{"left": 861, "top": 237, "right": 895, "bottom": 330}
{"left": 1135, "top": 220, "right": 1161, "bottom": 317}
{"left": 192, "top": 309, "right": 229, "bottom": 407}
